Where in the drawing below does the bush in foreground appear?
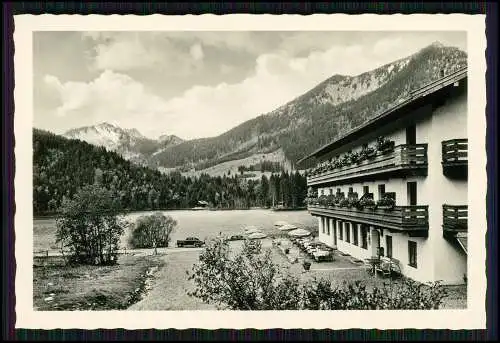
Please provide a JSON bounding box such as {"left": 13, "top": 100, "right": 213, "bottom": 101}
{"left": 188, "top": 237, "right": 448, "bottom": 310}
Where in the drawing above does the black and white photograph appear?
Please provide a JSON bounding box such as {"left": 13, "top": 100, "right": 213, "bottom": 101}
{"left": 14, "top": 14, "right": 487, "bottom": 330}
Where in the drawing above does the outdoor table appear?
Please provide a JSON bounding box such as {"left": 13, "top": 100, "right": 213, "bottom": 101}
{"left": 313, "top": 250, "right": 333, "bottom": 262}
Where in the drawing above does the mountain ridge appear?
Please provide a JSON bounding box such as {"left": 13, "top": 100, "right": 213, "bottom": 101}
{"left": 151, "top": 42, "right": 466, "bottom": 171}
{"left": 62, "top": 122, "right": 184, "bottom": 166}
{"left": 61, "top": 42, "right": 467, "bottom": 174}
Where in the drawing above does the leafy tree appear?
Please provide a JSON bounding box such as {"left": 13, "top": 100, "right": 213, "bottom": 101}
{"left": 55, "top": 184, "right": 127, "bottom": 265}
{"left": 128, "top": 212, "right": 177, "bottom": 254}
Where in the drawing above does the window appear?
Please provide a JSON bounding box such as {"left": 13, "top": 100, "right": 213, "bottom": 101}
{"left": 326, "top": 220, "right": 330, "bottom": 235}
{"left": 337, "top": 188, "right": 341, "bottom": 194}
{"left": 378, "top": 184, "right": 386, "bottom": 200}
{"left": 406, "top": 125, "right": 416, "bottom": 145}
{"left": 339, "top": 222, "right": 343, "bottom": 240}
{"left": 348, "top": 187, "right": 354, "bottom": 194}
{"left": 363, "top": 186, "right": 369, "bottom": 195}
{"left": 321, "top": 189, "right": 324, "bottom": 196}
{"left": 345, "top": 223, "right": 351, "bottom": 243}
{"left": 321, "top": 218, "right": 325, "bottom": 234}
{"left": 361, "top": 225, "right": 368, "bottom": 249}
{"left": 329, "top": 188, "right": 333, "bottom": 195}
{"left": 353, "top": 225, "right": 359, "bottom": 246}
{"left": 386, "top": 236, "right": 393, "bottom": 258}
{"left": 408, "top": 241, "right": 417, "bottom": 268}
{"left": 407, "top": 182, "right": 417, "bottom": 206}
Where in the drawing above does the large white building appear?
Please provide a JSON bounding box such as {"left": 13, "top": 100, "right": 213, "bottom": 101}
{"left": 299, "top": 67, "right": 468, "bottom": 285}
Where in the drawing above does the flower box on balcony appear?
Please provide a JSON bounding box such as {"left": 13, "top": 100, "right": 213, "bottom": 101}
{"left": 376, "top": 197, "right": 395, "bottom": 210}
{"left": 339, "top": 198, "right": 349, "bottom": 208}
{"left": 364, "top": 147, "right": 377, "bottom": 159}
{"left": 359, "top": 198, "right": 376, "bottom": 210}
{"left": 376, "top": 137, "right": 395, "bottom": 154}
{"left": 350, "top": 151, "right": 361, "bottom": 164}
{"left": 347, "top": 199, "right": 359, "bottom": 208}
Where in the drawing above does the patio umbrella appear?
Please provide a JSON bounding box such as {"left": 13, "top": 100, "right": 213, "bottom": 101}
{"left": 288, "top": 228, "right": 311, "bottom": 237}
{"left": 244, "top": 226, "right": 263, "bottom": 234}
{"left": 248, "top": 232, "right": 267, "bottom": 240}
{"left": 278, "top": 224, "right": 298, "bottom": 231}
{"left": 274, "top": 220, "right": 289, "bottom": 227}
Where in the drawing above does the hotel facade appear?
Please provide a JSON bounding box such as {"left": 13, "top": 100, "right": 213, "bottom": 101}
{"left": 300, "top": 68, "right": 468, "bottom": 285}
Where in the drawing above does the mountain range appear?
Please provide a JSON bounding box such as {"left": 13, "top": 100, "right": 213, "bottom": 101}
{"left": 63, "top": 122, "right": 184, "bottom": 166}
{"left": 56, "top": 42, "right": 467, "bottom": 175}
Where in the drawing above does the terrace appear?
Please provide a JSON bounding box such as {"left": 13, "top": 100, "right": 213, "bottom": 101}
{"left": 442, "top": 139, "right": 468, "bottom": 179}
{"left": 307, "top": 143, "right": 428, "bottom": 186}
{"left": 442, "top": 204, "right": 468, "bottom": 234}
{"left": 308, "top": 193, "right": 429, "bottom": 236}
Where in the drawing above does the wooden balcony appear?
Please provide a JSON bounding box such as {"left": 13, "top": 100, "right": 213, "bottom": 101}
{"left": 442, "top": 204, "right": 468, "bottom": 233}
{"left": 442, "top": 139, "right": 468, "bottom": 179}
{"left": 308, "top": 204, "right": 429, "bottom": 234}
{"left": 307, "top": 144, "right": 428, "bottom": 186}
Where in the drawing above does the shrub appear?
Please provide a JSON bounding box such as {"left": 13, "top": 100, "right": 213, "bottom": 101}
{"left": 188, "top": 238, "right": 449, "bottom": 310}
{"left": 187, "top": 236, "right": 302, "bottom": 310}
{"left": 55, "top": 184, "right": 127, "bottom": 265}
{"left": 128, "top": 212, "right": 177, "bottom": 254}
{"left": 302, "top": 278, "right": 448, "bottom": 310}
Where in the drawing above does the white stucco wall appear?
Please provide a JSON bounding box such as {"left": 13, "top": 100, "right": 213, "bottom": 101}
{"left": 426, "top": 88, "right": 468, "bottom": 284}
{"left": 334, "top": 221, "right": 372, "bottom": 260}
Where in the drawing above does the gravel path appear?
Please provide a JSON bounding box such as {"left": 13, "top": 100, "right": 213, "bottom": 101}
{"left": 127, "top": 249, "right": 216, "bottom": 311}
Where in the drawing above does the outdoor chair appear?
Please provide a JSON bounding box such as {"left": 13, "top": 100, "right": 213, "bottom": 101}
{"left": 374, "top": 257, "right": 401, "bottom": 278}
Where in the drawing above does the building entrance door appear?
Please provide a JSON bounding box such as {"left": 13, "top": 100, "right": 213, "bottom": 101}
{"left": 371, "top": 228, "right": 380, "bottom": 258}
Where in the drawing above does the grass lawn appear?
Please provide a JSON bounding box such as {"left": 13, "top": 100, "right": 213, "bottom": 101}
{"left": 33, "top": 254, "right": 165, "bottom": 311}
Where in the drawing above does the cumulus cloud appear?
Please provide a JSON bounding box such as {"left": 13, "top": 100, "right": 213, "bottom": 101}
{"left": 44, "top": 39, "right": 428, "bottom": 140}
{"left": 44, "top": 70, "right": 170, "bottom": 128}
{"left": 82, "top": 32, "right": 203, "bottom": 75}
{"left": 39, "top": 31, "right": 468, "bottom": 140}
{"left": 190, "top": 43, "right": 204, "bottom": 61}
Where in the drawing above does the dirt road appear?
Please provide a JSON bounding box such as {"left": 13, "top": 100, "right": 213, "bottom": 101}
{"left": 127, "top": 249, "right": 217, "bottom": 310}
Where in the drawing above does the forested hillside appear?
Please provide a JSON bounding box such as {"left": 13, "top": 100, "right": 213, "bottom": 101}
{"left": 33, "top": 129, "right": 307, "bottom": 216}
{"left": 151, "top": 43, "right": 467, "bottom": 170}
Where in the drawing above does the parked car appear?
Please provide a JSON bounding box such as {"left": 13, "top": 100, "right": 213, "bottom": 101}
{"left": 228, "top": 234, "right": 245, "bottom": 241}
{"left": 176, "top": 237, "right": 205, "bottom": 248}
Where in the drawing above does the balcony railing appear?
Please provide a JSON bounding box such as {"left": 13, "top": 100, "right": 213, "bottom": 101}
{"left": 308, "top": 203, "right": 429, "bottom": 232}
{"left": 442, "top": 139, "right": 468, "bottom": 178}
{"left": 442, "top": 204, "right": 468, "bottom": 233}
{"left": 307, "top": 144, "right": 428, "bottom": 186}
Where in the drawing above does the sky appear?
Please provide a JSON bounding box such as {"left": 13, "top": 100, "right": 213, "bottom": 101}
{"left": 34, "top": 31, "right": 466, "bottom": 140}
